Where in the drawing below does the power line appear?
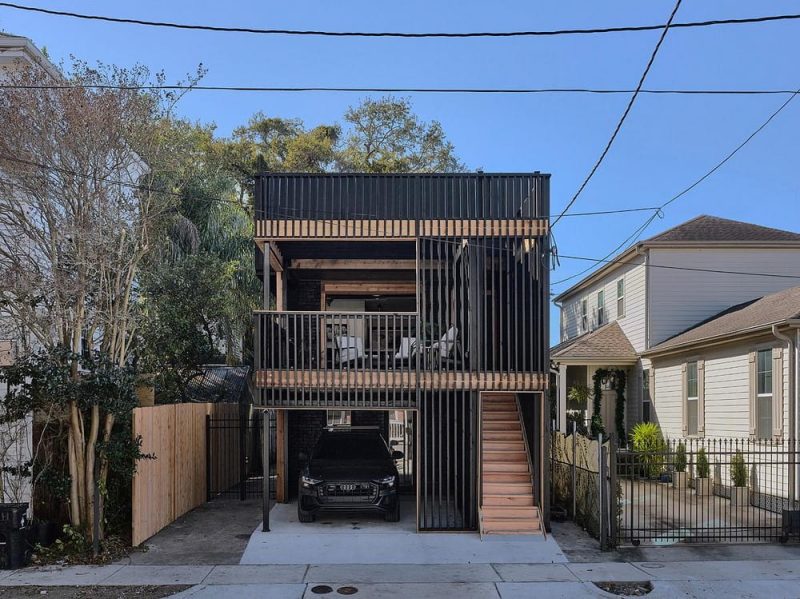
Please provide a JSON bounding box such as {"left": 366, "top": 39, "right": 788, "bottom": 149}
{"left": 550, "top": 0, "right": 682, "bottom": 228}
{"left": 1, "top": 2, "right": 798, "bottom": 38}
{"left": 0, "top": 83, "right": 797, "bottom": 96}
{"left": 557, "top": 253, "right": 800, "bottom": 280}
{"left": 552, "top": 86, "right": 800, "bottom": 287}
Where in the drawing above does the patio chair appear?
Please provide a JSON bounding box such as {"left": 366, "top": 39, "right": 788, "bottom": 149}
{"left": 394, "top": 337, "right": 417, "bottom": 363}
{"left": 335, "top": 335, "right": 364, "bottom": 365}
{"left": 426, "top": 327, "right": 460, "bottom": 366}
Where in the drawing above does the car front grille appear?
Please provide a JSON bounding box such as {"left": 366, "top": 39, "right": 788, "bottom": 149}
{"left": 320, "top": 481, "right": 378, "bottom": 503}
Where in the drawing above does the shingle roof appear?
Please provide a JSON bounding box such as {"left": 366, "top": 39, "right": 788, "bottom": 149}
{"left": 185, "top": 364, "right": 251, "bottom": 403}
{"left": 647, "top": 286, "right": 800, "bottom": 354}
{"left": 551, "top": 321, "right": 637, "bottom": 363}
{"left": 645, "top": 215, "right": 800, "bottom": 243}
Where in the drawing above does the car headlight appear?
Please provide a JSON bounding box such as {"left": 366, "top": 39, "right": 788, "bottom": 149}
{"left": 376, "top": 475, "right": 396, "bottom": 488}
{"left": 301, "top": 475, "right": 322, "bottom": 488}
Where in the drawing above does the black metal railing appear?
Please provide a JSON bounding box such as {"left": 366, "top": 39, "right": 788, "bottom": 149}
{"left": 255, "top": 173, "right": 548, "bottom": 222}
{"left": 617, "top": 437, "right": 800, "bottom": 545}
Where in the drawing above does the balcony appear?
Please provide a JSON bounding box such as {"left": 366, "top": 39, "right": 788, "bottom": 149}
{"left": 254, "top": 311, "right": 547, "bottom": 407}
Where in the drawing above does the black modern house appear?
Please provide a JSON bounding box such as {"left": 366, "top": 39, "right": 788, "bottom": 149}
{"left": 254, "top": 172, "right": 551, "bottom": 535}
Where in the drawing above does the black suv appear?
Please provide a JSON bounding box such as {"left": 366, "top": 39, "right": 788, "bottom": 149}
{"left": 297, "top": 428, "right": 403, "bottom": 523}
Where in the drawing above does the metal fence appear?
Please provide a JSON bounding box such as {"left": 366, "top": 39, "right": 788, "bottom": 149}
{"left": 617, "top": 438, "right": 800, "bottom": 546}
{"left": 551, "top": 430, "right": 800, "bottom": 548}
{"left": 206, "top": 409, "right": 274, "bottom": 501}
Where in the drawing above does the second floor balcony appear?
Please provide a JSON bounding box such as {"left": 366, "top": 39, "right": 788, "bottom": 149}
{"left": 254, "top": 310, "right": 547, "bottom": 396}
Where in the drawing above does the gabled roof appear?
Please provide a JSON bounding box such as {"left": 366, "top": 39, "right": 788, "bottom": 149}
{"left": 0, "top": 33, "right": 62, "bottom": 80}
{"left": 553, "top": 215, "right": 800, "bottom": 303}
{"left": 646, "top": 286, "right": 800, "bottom": 356}
{"left": 185, "top": 364, "right": 252, "bottom": 403}
{"left": 647, "top": 215, "right": 800, "bottom": 243}
{"left": 551, "top": 321, "right": 637, "bottom": 364}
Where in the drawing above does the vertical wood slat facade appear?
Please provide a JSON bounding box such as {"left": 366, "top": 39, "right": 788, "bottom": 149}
{"left": 131, "top": 403, "right": 240, "bottom": 546}
{"left": 253, "top": 172, "right": 551, "bottom": 531}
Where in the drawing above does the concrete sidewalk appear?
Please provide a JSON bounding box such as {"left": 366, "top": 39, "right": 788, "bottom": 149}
{"left": 3, "top": 560, "right": 800, "bottom": 598}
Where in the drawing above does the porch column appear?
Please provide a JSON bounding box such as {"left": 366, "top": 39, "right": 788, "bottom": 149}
{"left": 557, "top": 364, "right": 568, "bottom": 433}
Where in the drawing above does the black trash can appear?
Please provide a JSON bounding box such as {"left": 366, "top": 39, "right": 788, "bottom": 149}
{"left": 0, "top": 503, "right": 29, "bottom": 569}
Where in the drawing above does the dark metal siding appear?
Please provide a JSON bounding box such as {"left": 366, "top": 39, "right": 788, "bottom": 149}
{"left": 256, "top": 172, "right": 549, "bottom": 221}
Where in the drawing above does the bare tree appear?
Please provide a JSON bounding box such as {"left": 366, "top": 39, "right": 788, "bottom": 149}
{"left": 0, "top": 61, "right": 180, "bottom": 539}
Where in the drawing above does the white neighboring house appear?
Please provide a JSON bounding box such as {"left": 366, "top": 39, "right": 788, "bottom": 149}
{"left": 552, "top": 215, "right": 800, "bottom": 442}
{"left": 0, "top": 33, "right": 63, "bottom": 505}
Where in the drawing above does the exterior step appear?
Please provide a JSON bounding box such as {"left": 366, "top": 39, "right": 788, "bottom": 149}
{"left": 482, "top": 441, "right": 525, "bottom": 451}
{"left": 482, "top": 431, "right": 524, "bottom": 441}
{"left": 483, "top": 411, "right": 519, "bottom": 421}
{"left": 482, "top": 421, "right": 522, "bottom": 431}
{"left": 483, "top": 402, "right": 517, "bottom": 410}
{"left": 483, "top": 481, "right": 532, "bottom": 493}
{"left": 482, "top": 506, "right": 540, "bottom": 520}
{"left": 481, "top": 518, "right": 541, "bottom": 534}
{"left": 482, "top": 461, "right": 529, "bottom": 473}
{"left": 483, "top": 493, "right": 534, "bottom": 507}
{"left": 482, "top": 472, "right": 531, "bottom": 484}
{"left": 482, "top": 450, "right": 527, "bottom": 462}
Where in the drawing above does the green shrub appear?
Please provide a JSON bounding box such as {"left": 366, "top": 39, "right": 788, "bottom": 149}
{"left": 674, "top": 442, "right": 687, "bottom": 473}
{"left": 696, "top": 447, "right": 710, "bottom": 478}
{"left": 731, "top": 451, "right": 747, "bottom": 487}
{"left": 630, "top": 422, "right": 666, "bottom": 478}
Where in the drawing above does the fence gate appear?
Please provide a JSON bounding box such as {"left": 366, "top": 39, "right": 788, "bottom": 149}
{"left": 206, "top": 408, "right": 275, "bottom": 501}
{"left": 616, "top": 438, "right": 800, "bottom": 546}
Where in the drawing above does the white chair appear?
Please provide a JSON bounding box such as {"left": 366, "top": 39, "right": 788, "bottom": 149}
{"left": 394, "top": 337, "right": 417, "bottom": 361}
{"left": 428, "top": 327, "right": 459, "bottom": 364}
{"left": 336, "top": 335, "right": 364, "bottom": 364}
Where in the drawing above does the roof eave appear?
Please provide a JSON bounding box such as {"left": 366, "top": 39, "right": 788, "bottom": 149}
{"left": 643, "top": 320, "right": 800, "bottom": 358}
{"left": 553, "top": 245, "right": 641, "bottom": 303}
{"left": 552, "top": 356, "right": 638, "bottom": 366}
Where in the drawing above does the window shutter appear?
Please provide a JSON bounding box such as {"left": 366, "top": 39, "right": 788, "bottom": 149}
{"left": 697, "top": 359, "right": 705, "bottom": 436}
{"left": 681, "top": 363, "right": 688, "bottom": 437}
{"left": 748, "top": 351, "right": 757, "bottom": 437}
{"left": 773, "top": 347, "right": 784, "bottom": 439}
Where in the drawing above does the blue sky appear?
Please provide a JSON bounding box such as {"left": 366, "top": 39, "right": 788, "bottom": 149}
{"left": 2, "top": 1, "right": 798, "bottom": 345}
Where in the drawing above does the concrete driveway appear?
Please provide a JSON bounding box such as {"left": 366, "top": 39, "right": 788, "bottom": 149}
{"left": 240, "top": 500, "right": 567, "bottom": 565}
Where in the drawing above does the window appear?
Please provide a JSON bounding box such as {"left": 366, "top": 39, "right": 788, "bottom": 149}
{"left": 756, "top": 349, "right": 773, "bottom": 439}
{"left": 581, "top": 299, "right": 588, "bottom": 333}
{"left": 617, "top": 279, "right": 625, "bottom": 318}
{"left": 642, "top": 369, "right": 651, "bottom": 423}
{"left": 596, "top": 291, "right": 605, "bottom": 326}
{"left": 686, "top": 361, "right": 698, "bottom": 436}
{"left": 327, "top": 410, "right": 351, "bottom": 426}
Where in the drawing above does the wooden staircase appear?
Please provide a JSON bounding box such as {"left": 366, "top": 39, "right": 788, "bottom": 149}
{"left": 480, "top": 393, "right": 543, "bottom": 536}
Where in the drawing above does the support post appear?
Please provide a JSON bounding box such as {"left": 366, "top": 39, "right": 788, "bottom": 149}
{"left": 205, "top": 414, "right": 212, "bottom": 502}
{"left": 239, "top": 405, "right": 247, "bottom": 501}
{"left": 609, "top": 435, "right": 618, "bottom": 549}
{"left": 571, "top": 420, "right": 577, "bottom": 520}
{"left": 262, "top": 410, "right": 271, "bottom": 532}
{"left": 598, "top": 432, "right": 607, "bottom": 550}
{"left": 276, "top": 410, "right": 286, "bottom": 503}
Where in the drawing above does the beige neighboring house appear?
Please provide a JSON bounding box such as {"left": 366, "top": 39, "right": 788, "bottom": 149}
{"left": 0, "top": 32, "right": 63, "bottom": 505}
{"left": 552, "top": 215, "right": 800, "bottom": 442}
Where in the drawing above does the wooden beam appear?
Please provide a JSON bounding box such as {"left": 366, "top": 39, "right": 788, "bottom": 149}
{"left": 289, "top": 259, "right": 416, "bottom": 270}
{"left": 269, "top": 243, "right": 284, "bottom": 273}
{"left": 275, "top": 271, "right": 285, "bottom": 310}
{"left": 322, "top": 282, "right": 417, "bottom": 296}
{"left": 255, "top": 218, "right": 549, "bottom": 240}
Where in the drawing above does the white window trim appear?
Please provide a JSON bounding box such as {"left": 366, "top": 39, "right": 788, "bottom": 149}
{"left": 596, "top": 291, "right": 605, "bottom": 326}
{"left": 682, "top": 358, "right": 705, "bottom": 437}
{"left": 581, "top": 299, "right": 588, "bottom": 333}
{"left": 617, "top": 278, "right": 625, "bottom": 319}
{"left": 750, "top": 345, "right": 783, "bottom": 440}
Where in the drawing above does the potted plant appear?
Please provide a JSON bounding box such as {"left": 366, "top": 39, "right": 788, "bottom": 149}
{"left": 673, "top": 441, "right": 687, "bottom": 488}
{"left": 730, "top": 450, "right": 749, "bottom": 507}
{"left": 695, "top": 447, "right": 711, "bottom": 496}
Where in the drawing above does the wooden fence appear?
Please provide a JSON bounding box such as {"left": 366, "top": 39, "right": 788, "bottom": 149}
{"left": 131, "top": 402, "right": 240, "bottom": 546}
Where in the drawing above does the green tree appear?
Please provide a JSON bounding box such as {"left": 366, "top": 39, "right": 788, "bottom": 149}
{"left": 338, "top": 96, "right": 464, "bottom": 172}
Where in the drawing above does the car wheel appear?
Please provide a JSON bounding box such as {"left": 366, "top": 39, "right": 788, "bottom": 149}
{"left": 298, "top": 505, "right": 315, "bottom": 523}
{"left": 384, "top": 502, "right": 400, "bottom": 522}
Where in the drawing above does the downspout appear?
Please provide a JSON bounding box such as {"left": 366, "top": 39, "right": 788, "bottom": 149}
{"left": 772, "top": 324, "right": 797, "bottom": 503}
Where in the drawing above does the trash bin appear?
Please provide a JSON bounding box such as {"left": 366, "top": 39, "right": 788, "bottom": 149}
{"left": 0, "top": 503, "right": 29, "bottom": 569}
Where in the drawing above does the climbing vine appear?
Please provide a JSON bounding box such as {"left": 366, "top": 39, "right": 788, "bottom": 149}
{"left": 590, "top": 368, "right": 627, "bottom": 443}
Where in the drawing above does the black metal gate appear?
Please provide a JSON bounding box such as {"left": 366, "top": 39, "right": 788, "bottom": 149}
{"left": 616, "top": 438, "right": 800, "bottom": 546}
{"left": 206, "top": 408, "right": 275, "bottom": 501}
